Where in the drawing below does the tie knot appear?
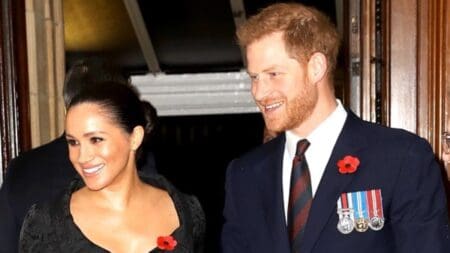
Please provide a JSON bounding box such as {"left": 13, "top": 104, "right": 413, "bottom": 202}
{"left": 295, "top": 139, "right": 310, "bottom": 157}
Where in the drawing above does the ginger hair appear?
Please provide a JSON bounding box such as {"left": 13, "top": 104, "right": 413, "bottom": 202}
{"left": 237, "top": 3, "right": 340, "bottom": 75}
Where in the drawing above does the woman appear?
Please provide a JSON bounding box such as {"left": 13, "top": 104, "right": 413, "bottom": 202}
{"left": 19, "top": 81, "right": 205, "bottom": 252}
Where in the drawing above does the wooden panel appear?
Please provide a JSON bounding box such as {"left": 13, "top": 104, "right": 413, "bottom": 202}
{"left": 358, "top": 0, "right": 387, "bottom": 124}
{"left": 360, "top": 0, "right": 375, "bottom": 121}
{"left": 444, "top": 0, "right": 450, "bottom": 209}
{"left": 388, "top": 0, "right": 418, "bottom": 132}
{"left": 26, "top": 0, "right": 66, "bottom": 147}
{"left": 416, "top": 0, "right": 449, "bottom": 152}
{"left": 346, "top": 0, "right": 363, "bottom": 116}
{"left": 438, "top": 0, "right": 450, "bottom": 180}
{"left": 417, "top": 0, "right": 430, "bottom": 141}
{"left": 13, "top": 0, "right": 30, "bottom": 152}
{"left": 445, "top": 0, "right": 450, "bottom": 143}
{"left": 0, "top": 0, "right": 30, "bottom": 176}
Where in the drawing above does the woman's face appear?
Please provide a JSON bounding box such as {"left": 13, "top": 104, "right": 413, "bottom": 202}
{"left": 65, "top": 102, "right": 138, "bottom": 191}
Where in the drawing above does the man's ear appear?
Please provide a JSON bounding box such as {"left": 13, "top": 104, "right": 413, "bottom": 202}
{"left": 131, "top": 126, "right": 145, "bottom": 151}
{"left": 307, "top": 52, "right": 328, "bottom": 84}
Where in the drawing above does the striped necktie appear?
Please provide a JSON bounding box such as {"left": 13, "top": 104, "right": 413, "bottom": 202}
{"left": 287, "top": 139, "right": 312, "bottom": 252}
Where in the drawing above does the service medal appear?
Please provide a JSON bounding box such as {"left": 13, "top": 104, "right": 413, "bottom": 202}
{"left": 366, "top": 189, "right": 385, "bottom": 231}
{"left": 352, "top": 191, "right": 369, "bottom": 232}
{"left": 354, "top": 217, "right": 369, "bottom": 232}
{"left": 337, "top": 209, "right": 354, "bottom": 234}
{"left": 336, "top": 193, "right": 355, "bottom": 234}
{"left": 369, "top": 216, "right": 384, "bottom": 231}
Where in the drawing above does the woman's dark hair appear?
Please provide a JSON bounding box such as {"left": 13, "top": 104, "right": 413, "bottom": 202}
{"left": 67, "top": 81, "right": 157, "bottom": 163}
{"left": 63, "top": 57, "right": 128, "bottom": 108}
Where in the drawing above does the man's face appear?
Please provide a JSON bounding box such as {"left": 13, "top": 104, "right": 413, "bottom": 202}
{"left": 246, "top": 32, "right": 318, "bottom": 133}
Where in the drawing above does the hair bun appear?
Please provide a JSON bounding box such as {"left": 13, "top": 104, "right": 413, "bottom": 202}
{"left": 140, "top": 100, "right": 158, "bottom": 136}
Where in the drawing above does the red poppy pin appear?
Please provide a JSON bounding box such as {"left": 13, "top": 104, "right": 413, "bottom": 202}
{"left": 157, "top": 235, "right": 177, "bottom": 251}
{"left": 337, "top": 155, "right": 360, "bottom": 174}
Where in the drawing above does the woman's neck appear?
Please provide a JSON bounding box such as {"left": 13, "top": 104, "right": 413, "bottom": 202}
{"left": 81, "top": 167, "right": 147, "bottom": 212}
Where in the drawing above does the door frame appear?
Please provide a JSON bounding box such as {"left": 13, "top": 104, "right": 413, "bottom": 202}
{"left": 0, "top": 0, "right": 30, "bottom": 178}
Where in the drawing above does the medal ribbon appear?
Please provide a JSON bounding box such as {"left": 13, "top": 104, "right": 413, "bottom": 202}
{"left": 375, "top": 189, "right": 384, "bottom": 218}
{"left": 367, "top": 189, "right": 375, "bottom": 219}
{"left": 352, "top": 192, "right": 362, "bottom": 219}
{"left": 360, "top": 191, "right": 368, "bottom": 219}
{"left": 366, "top": 189, "right": 384, "bottom": 219}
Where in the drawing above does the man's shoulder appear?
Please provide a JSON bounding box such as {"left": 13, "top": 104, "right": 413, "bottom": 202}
{"left": 350, "top": 113, "right": 428, "bottom": 148}
{"left": 14, "top": 136, "right": 66, "bottom": 159}
{"left": 7, "top": 136, "right": 68, "bottom": 169}
{"left": 4, "top": 135, "right": 74, "bottom": 189}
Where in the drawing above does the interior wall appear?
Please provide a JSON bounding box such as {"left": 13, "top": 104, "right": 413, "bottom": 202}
{"left": 25, "top": 0, "right": 65, "bottom": 147}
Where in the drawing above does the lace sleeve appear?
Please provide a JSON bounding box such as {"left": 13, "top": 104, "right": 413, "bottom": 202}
{"left": 18, "top": 204, "right": 47, "bottom": 253}
{"left": 186, "top": 196, "right": 206, "bottom": 253}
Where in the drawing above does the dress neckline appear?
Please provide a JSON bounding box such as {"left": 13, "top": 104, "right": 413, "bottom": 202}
{"left": 62, "top": 174, "right": 186, "bottom": 252}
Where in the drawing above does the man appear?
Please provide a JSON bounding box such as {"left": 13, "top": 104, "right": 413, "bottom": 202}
{"left": 0, "top": 58, "right": 157, "bottom": 253}
{"left": 221, "top": 3, "right": 449, "bottom": 253}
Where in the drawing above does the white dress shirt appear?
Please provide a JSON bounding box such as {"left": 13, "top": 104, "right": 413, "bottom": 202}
{"left": 282, "top": 100, "right": 347, "bottom": 220}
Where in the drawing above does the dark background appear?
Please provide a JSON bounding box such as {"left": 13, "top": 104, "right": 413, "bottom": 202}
{"left": 151, "top": 113, "right": 265, "bottom": 252}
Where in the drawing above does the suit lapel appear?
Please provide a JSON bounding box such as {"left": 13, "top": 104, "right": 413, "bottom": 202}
{"left": 300, "top": 112, "right": 369, "bottom": 252}
{"left": 259, "top": 135, "right": 291, "bottom": 253}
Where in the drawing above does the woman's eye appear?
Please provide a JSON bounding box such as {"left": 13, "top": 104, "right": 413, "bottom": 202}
{"left": 66, "top": 139, "right": 78, "bottom": 146}
{"left": 90, "top": 137, "right": 104, "bottom": 144}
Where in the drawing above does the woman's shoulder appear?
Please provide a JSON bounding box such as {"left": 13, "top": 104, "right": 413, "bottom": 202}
{"left": 161, "top": 179, "right": 206, "bottom": 253}
{"left": 19, "top": 192, "right": 69, "bottom": 252}
{"left": 21, "top": 178, "right": 78, "bottom": 236}
{"left": 22, "top": 185, "right": 71, "bottom": 228}
{"left": 141, "top": 174, "right": 204, "bottom": 217}
{"left": 21, "top": 202, "right": 51, "bottom": 232}
{"left": 141, "top": 173, "right": 206, "bottom": 235}
{"left": 182, "top": 194, "right": 206, "bottom": 239}
{"left": 180, "top": 194, "right": 205, "bottom": 223}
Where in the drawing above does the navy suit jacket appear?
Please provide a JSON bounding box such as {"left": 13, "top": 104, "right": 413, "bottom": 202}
{"left": 0, "top": 135, "right": 157, "bottom": 253}
{"left": 221, "top": 112, "right": 450, "bottom": 253}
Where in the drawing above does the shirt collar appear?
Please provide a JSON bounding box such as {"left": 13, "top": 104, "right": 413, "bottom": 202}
{"left": 285, "top": 100, "right": 347, "bottom": 159}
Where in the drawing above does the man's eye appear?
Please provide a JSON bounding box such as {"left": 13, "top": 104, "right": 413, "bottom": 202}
{"left": 268, "top": 72, "right": 281, "bottom": 77}
{"left": 248, "top": 74, "right": 259, "bottom": 81}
